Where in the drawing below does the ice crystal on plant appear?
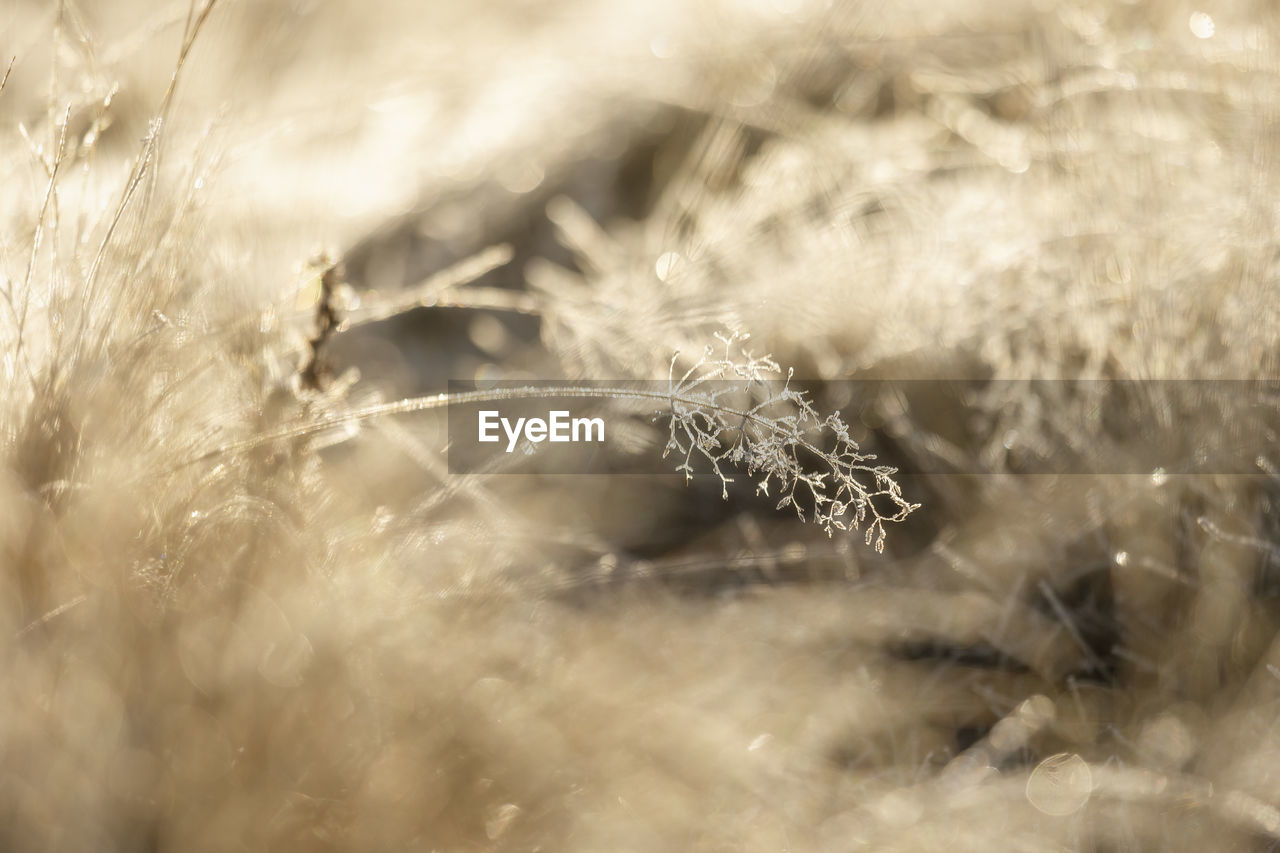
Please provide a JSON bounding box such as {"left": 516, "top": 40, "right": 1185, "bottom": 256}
{"left": 660, "top": 333, "right": 918, "bottom": 550}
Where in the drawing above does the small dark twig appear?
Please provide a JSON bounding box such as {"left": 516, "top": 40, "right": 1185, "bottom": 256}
{"left": 299, "top": 253, "right": 344, "bottom": 391}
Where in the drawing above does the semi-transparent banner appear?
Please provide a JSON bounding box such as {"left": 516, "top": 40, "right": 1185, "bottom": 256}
{"left": 445, "top": 379, "right": 1280, "bottom": 476}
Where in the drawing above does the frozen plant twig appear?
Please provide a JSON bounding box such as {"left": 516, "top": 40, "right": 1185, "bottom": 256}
{"left": 167, "top": 333, "right": 918, "bottom": 550}
{"left": 659, "top": 332, "right": 918, "bottom": 551}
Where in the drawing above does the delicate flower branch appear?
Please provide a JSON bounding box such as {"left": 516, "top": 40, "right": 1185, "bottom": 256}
{"left": 170, "top": 333, "right": 918, "bottom": 549}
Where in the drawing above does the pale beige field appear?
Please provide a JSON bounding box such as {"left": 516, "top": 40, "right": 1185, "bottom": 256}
{"left": 3, "top": 1, "right": 1280, "bottom": 850}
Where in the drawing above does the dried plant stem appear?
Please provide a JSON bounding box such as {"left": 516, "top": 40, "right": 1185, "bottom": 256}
{"left": 167, "top": 375, "right": 915, "bottom": 545}
{"left": 79, "top": 0, "right": 218, "bottom": 342}
{"left": 179, "top": 385, "right": 777, "bottom": 468}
